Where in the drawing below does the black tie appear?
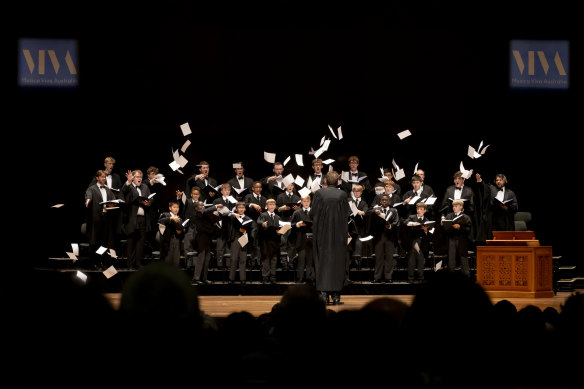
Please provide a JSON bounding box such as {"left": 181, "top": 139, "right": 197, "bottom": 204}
{"left": 257, "top": 195, "right": 261, "bottom": 201}
{"left": 100, "top": 186, "right": 106, "bottom": 189}
{"left": 270, "top": 213, "right": 274, "bottom": 222}
{"left": 304, "top": 209, "right": 308, "bottom": 216}
{"left": 289, "top": 194, "right": 292, "bottom": 199}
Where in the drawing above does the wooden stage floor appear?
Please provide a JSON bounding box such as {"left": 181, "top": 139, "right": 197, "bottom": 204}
{"left": 104, "top": 290, "right": 579, "bottom": 318}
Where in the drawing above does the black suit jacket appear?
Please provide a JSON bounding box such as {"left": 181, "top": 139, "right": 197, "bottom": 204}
{"left": 89, "top": 173, "right": 123, "bottom": 198}
{"left": 439, "top": 185, "right": 476, "bottom": 217}
{"left": 121, "top": 182, "right": 152, "bottom": 234}
{"left": 186, "top": 175, "right": 218, "bottom": 202}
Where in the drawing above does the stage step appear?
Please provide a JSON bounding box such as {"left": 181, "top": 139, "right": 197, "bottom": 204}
{"left": 556, "top": 279, "right": 575, "bottom": 292}
{"left": 573, "top": 277, "right": 584, "bottom": 289}
{"left": 31, "top": 266, "right": 460, "bottom": 295}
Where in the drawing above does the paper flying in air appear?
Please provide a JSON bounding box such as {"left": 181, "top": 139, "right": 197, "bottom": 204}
{"left": 264, "top": 151, "right": 276, "bottom": 163}
{"left": 298, "top": 187, "right": 311, "bottom": 199}
{"left": 459, "top": 161, "right": 473, "bottom": 179}
{"left": 397, "top": 129, "right": 412, "bottom": 139}
{"left": 282, "top": 174, "right": 295, "bottom": 187}
{"left": 181, "top": 140, "right": 191, "bottom": 153}
{"left": 103, "top": 266, "right": 118, "bottom": 279}
{"left": 76, "top": 271, "right": 88, "bottom": 283}
{"left": 328, "top": 124, "right": 338, "bottom": 139}
{"left": 295, "top": 154, "right": 304, "bottom": 166}
{"left": 180, "top": 122, "right": 192, "bottom": 136}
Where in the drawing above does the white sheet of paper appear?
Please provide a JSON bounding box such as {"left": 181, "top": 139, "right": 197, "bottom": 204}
{"left": 66, "top": 252, "right": 78, "bottom": 261}
{"left": 182, "top": 218, "right": 190, "bottom": 227}
{"left": 480, "top": 144, "right": 490, "bottom": 155}
{"left": 295, "top": 154, "right": 304, "bottom": 166}
{"left": 424, "top": 196, "right": 437, "bottom": 205}
{"left": 181, "top": 140, "right": 191, "bottom": 153}
{"left": 264, "top": 151, "right": 276, "bottom": 163}
{"left": 51, "top": 204, "right": 65, "bottom": 208}
{"left": 347, "top": 236, "right": 352, "bottom": 245}
{"left": 349, "top": 201, "right": 359, "bottom": 216}
{"left": 109, "top": 249, "right": 117, "bottom": 259}
{"left": 341, "top": 171, "right": 349, "bottom": 181}
{"left": 308, "top": 147, "right": 316, "bottom": 155}
{"left": 277, "top": 224, "right": 292, "bottom": 235}
{"left": 180, "top": 122, "right": 192, "bottom": 136}
{"left": 155, "top": 174, "right": 166, "bottom": 186}
{"left": 337, "top": 126, "right": 343, "bottom": 140}
{"left": 320, "top": 135, "right": 326, "bottom": 146}
{"left": 238, "top": 233, "right": 248, "bottom": 248}
{"left": 459, "top": 161, "right": 473, "bottom": 179}
{"left": 232, "top": 162, "right": 242, "bottom": 169}
{"left": 283, "top": 156, "right": 291, "bottom": 166}
{"left": 282, "top": 173, "right": 295, "bottom": 187}
{"left": 435, "top": 260, "right": 442, "bottom": 271}
{"left": 298, "top": 187, "right": 311, "bottom": 199}
{"left": 314, "top": 146, "right": 325, "bottom": 158}
{"left": 103, "top": 266, "right": 118, "bottom": 279}
{"left": 76, "top": 271, "right": 87, "bottom": 283}
{"left": 322, "top": 139, "right": 331, "bottom": 151}
{"left": 397, "top": 129, "right": 412, "bottom": 139}
{"left": 322, "top": 158, "right": 335, "bottom": 165}
{"left": 169, "top": 160, "right": 181, "bottom": 171}
{"left": 328, "top": 124, "right": 338, "bottom": 139}
{"left": 294, "top": 175, "right": 305, "bottom": 187}
{"left": 413, "top": 162, "right": 419, "bottom": 175}
{"left": 310, "top": 179, "right": 321, "bottom": 193}
{"left": 159, "top": 223, "right": 166, "bottom": 235}
{"left": 392, "top": 159, "right": 400, "bottom": 170}
{"left": 394, "top": 168, "right": 405, "bottom": 181}
{"left": 227, "top": 195, "right": 237, "bottom": 203}
{"left": 409, "top": 195, "right": 421, "bottom": 204}
{"left": 96, "top": 246, "right": 107, "bottom": 255}
{"left": 71, "top": 243, "right": 79, "bottom": 256}
{"left": 176, "top": 155, "right": 188, "bottom": 168}
{"left": 359, "top": 235, "right": 374, "bottom": 242}
{"left": 181, "top": 192, "right": 187, "bottom": 204}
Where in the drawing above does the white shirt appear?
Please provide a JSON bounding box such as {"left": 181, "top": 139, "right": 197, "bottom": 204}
{"left": 133, "top": 184, "right": 145, "bottom": 216}
{"left": 495, "top": 187, "right": 505, "bottom": 202}
{"left": 454, "top": 186, "right": 463, "bottom": 200}
{"left": 99, "top": 185, "right": 108, "bottom": 202}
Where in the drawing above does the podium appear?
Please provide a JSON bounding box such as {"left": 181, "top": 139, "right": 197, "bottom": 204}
{"left": 476, "top": 231, "right": 553, "bottom": 298}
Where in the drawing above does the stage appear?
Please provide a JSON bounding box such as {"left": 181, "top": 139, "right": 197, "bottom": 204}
{"left": 32, "top": 264, "right": 579, "bottom": 318}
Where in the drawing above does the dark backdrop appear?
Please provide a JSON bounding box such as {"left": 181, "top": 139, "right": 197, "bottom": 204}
{"left": 14, "top": 1, "right": 579, "bottom": 269}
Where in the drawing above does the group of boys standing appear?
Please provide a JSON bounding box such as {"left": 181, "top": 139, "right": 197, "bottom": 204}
{"left": 83, "top": 155, "right": 518, "bottom": 302}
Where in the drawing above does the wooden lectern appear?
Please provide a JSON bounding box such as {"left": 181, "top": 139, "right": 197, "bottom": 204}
{"left": 476, "top": 231, "right": 553, "bottom": 298}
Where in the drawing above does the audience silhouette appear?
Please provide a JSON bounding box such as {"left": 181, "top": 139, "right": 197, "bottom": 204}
{"left": 9, "top": 267, "right": 583, "bottom": 388}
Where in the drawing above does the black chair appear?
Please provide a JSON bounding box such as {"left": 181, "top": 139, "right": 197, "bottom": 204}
{"left": 514, "top": 211, "right": 532, "bottom": 231}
